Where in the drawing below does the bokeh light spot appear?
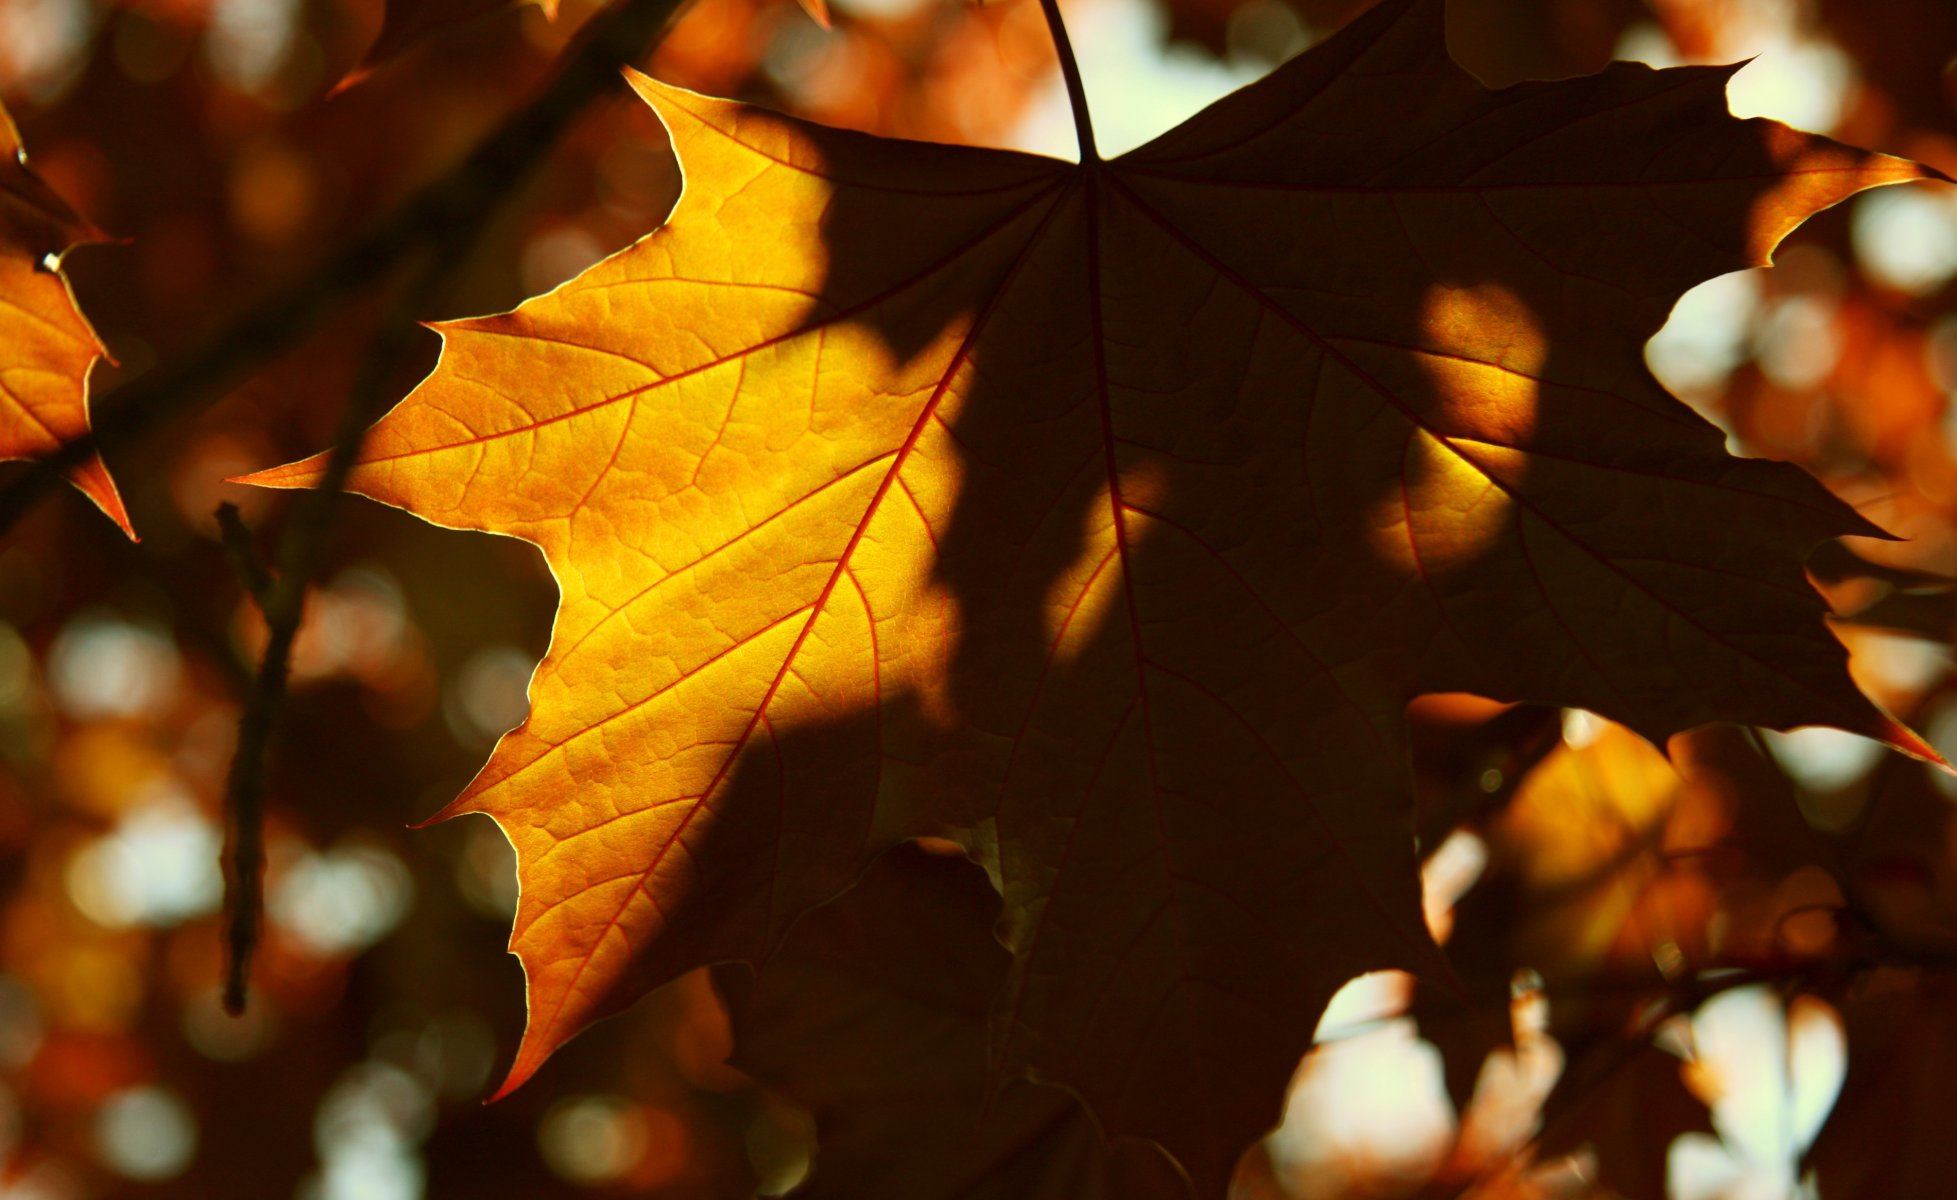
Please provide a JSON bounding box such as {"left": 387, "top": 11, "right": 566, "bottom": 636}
{"left": 1648, "top": 271, "right": 1762, "bottom": 407}
{"left": 47, "top": 614, "right": 181, "bottom": 721}
{"left": 1853, "top": 187, "right": 1957, "bottom": 297}
{"left": 94, "top": 1086, "right": 197, "bottom": 1180}
{"left": 0, "top": 0, "right": 91, "bottom": 101}
{"left": 270, "top": 840, "right": 414, "bottom": 957}
{"left": 1269, "top": 1014, "right": 1455, "bottom": 1196}
{"left": 64, "top": 786, "right": 222, "bottom": 929}
{"left": 444, "top": 646, "right": 535, "bottom": 748}
{"left": 538, "top": 1094, "right": 650, "bottom": 1185}
{"left": 1760, "top": 726, "right": 1884, "bottom": 794}
{"left": 1726, "top": 37, "right": 1853, "bottom": 134}
{"left": 1667, "top": 987, "right": 1844, "bottom": 1200}
{"left": 205, "top": 0, "right": 298, "bottom": 92}
{"left": 308, "top": 1062, "right": 433, "bottom": 1200}
{"left": 1755, "top": 294, "right": 1841, "bottom": 390}
{"left": 1562, "top": 708, "right": 1604, "bottom": 749}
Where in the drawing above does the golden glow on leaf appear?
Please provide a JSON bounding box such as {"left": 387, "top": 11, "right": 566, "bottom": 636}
{"left": 1747, "top": 133, "right": 1942, "bottom": 266}
{"left": 1042, "top": 464, "right": 1163, "bottom": 669}
{"left": 1367, "top": 428, "right": 1521, "bottom": 577}
{"left": 1420, "top": 282, "right": 1548, "bottom": 382}
{"left": 1366, "top": 284, "right": 1545, "bottom": 574}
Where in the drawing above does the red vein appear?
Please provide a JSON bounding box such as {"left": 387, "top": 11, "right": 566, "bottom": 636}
{"left": 551, "top": 449, "right": 898, "bottom": 667}
{"left": 1079, "top": 170, "right": 1217, "bottom": 1160}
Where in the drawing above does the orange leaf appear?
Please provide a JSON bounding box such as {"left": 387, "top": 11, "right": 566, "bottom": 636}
{"left": 242, "top": 0, "right": 1944, "bottom": 1187}
{"left": 0, "top": 103, "right": 132, "bottom": 538}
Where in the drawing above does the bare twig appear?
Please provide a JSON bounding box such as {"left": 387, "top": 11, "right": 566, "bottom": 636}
{"left": 221, "top": 239, "right": 468, "bottom": 1012}
{"left": 215, "top": 502, "right": 274, "bottom": 611}
{"left": 0, "top": 0, "right": 693, "bottom": 540}
{"left": 219, "top": 247, "right": 458, "bottom": 1012}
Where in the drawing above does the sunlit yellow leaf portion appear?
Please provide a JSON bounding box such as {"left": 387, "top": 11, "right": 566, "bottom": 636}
{"left": 242, "top": 0, "right": 1943, "bottom": 1189}
{"left": 0, "top": 102, "right": 131, "bottom": 538}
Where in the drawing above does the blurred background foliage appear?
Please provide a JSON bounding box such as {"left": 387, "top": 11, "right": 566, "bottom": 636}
{"left": 0, "top": 0, "right": 1955, "bottom": 1194}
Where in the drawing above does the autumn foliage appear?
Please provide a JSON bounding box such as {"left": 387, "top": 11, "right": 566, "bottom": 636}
{"left": 4, "top": 0, "right": 1957, "bottom": 1195}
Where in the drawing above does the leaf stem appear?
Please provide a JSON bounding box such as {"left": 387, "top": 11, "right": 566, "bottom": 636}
{"left": 215, "top": 502, "right": 274, "bottom": 611}
{"left": 1038, "top": 0, "right": 1098, "bottom": 165}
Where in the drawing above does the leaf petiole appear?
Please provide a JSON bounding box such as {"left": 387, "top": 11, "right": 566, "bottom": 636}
{"left": 1037, "top": 0, "right": 1099, "bottom": 165}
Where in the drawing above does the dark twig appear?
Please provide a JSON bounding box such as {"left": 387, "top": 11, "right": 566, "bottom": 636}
{"left": 221, "top": 227, "right": 474, "bottom": 1009}
{"left": 0, "top": 0, "right": 692, "bottom": 540}
{"left": 215, "top": 502, "right": 274, "bottom": 610}
{"left": 220, "top": 245, "right": 457, "bottom": 1013}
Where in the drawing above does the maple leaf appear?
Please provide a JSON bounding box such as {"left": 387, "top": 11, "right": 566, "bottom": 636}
{"left": 0, "top": 102, "right": 131, "bottom": 538}
{"left": 242, "top": 0, "right": 1942, "bottom": 1187}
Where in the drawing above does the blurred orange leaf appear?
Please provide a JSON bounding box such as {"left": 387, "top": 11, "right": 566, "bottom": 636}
{"left": 244, "top": 0, "right": 1941, "bottom": 1187}
{"left": 344, "top": 0, "right": 557, "bottom": 88}
{"left": 0, "top": 102, "right": 130, "bottom": 537}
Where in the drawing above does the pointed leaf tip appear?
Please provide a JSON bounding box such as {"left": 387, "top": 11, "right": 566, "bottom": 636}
{"left": 68, "top": 454, "right": 135, "bottom": 541}
{"left": 1877, "top": 716, "right": 1952, "bottom": 774}
{"left": 228, "top": 451, "right": 332, "bottom": 490}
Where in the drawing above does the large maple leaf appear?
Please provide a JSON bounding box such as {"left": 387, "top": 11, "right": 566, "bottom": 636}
{"left": 243, "top": 0, "right": 1940, "bottom": 1188}
{"left": 0, "top": 102, "right": 131, "bottom": 538}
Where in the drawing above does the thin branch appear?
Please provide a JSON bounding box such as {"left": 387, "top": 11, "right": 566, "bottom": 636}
{"left": 220, "top": 244, "right": 458, "bottom": 1013}
{"left": 0, "top": 0, "right": 693, "bottom": 540}
{"left": 216, "top": 502, "right": 274, "bottom": 611}
{"left": 1037, "top": 0, "right": 1098, "bottom": 165}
